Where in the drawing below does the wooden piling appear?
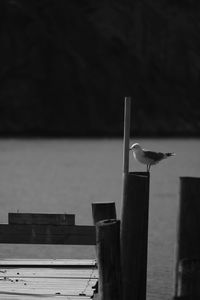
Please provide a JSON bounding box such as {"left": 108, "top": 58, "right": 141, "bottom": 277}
{"left": 174, "top": 177, "right": 200, "bottom": 299}
{"left": 121, "top": 172, "right": 150, "bottom": 300}
{"left": 96, "top": 219, "right": 122, "bottom": 300}
{"left": 92, "top": 202, "right": 116, "bottom": 225}
{"left": 174, "top": 259, "right": 200, "bottom": 299}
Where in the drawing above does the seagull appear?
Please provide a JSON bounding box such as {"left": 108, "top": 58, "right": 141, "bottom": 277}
{"left": 129, "top": 143, "right": 175, "bottom": 172}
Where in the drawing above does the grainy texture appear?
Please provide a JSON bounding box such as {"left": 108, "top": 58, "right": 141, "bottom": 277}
{"left": 0, "top": 2, "right": 199, "bottom": 136}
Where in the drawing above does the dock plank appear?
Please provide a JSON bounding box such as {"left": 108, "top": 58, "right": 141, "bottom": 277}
{"left": 0, "top": 267, "right": 98, "bottom": 280}
{"left": 0, "top": 259, "right": 96, "bottom": 267}
{"left": 0, "top": 295, "right": 92, "bottom": 300}
{"left": 0, "top": 259, "right": 98, "bottom": 299}
{"left": 0, "top": 268, "right": 98, "bottom": 279}
{"left": 0, "top": 279, "right": 96, "bottom": 295}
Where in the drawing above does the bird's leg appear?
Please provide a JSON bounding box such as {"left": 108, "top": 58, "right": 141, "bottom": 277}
{"left": 147, "top": 164, "right": 151, "bottom": 172}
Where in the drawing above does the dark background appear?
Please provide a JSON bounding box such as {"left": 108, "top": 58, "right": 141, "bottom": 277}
{"left": 0, "top": 0, "right": 199, "bottom": 137}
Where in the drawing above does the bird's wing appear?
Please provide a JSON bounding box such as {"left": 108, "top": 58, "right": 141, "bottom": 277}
{"left": 143, "top": 150, "right": 165, "bottom": 161}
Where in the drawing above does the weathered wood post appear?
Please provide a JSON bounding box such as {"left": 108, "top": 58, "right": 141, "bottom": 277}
{"left": 92, "top": 202, "right": 118, "bottom": 297}
{"left": 92, "top": 202, "right": 116, "bottom": 225}
{"left": 121, "top": 172, "right": 150, "bottom": 300}
{"left": 120, "top": 97, "right": 150, "bottom": 300}
{"left": 96, "top": 219, "right": 122, "bottom": 300}
{"left": 174, "top": 177, "right": 200, "bottom": 299}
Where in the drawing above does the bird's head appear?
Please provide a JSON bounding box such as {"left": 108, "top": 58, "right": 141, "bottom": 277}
{"left": 129, "top": 143, "right": 141, "bottom": 152}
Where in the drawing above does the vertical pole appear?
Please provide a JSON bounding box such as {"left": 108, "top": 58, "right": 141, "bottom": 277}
{"left": 96, "top": 219, "right": 122, "bottom": 300}
{"left": 174, "top": 177, "right": 200, "bottom": 299}
{"left": 122, "top": 96, "right": 131, "bottom": 217}
{"left": 121, "top": 172, "right": 150, "bottom": 300}
{"left": 123, "top": 96, "right": 131, "bottom": 175}
{"left": 121, "top": 96, "right": 150, "bottom": 300}
{"left": 92, "top": 202, "right": 116, "bottom": 225}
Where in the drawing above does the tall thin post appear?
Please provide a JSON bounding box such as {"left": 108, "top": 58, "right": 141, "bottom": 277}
{"left": 121, "top": 96, "right": 150, "bottom": 300}
{"left": 96, "top": 219, "right": 122, "bottom": 300}
{"left": 174, "top": 177, "right": 200, "bottom": 299}
{"left": 122, "top": 96, "right": 131, "bottom": 175}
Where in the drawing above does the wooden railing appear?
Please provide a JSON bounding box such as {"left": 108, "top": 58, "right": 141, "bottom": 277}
{"left": 0, "top": 213, "right": 96, "bottom": 245}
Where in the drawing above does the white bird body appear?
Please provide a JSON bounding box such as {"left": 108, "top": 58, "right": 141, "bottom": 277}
{"left": 130, "top": 143, "right": 175, "bottom": 171}
{"left": 132, "top": 148, "right": 157, "bottom": 165}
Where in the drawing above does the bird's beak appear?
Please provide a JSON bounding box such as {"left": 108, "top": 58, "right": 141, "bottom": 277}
{"left": 129, "top": 148, "right": 132, "bottom": 151}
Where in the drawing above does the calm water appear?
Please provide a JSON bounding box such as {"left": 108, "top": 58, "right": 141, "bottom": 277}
{"left": 0, "top": 138, "right": 199, "bottom": 299}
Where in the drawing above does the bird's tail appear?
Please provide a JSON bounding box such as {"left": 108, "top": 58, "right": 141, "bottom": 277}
{"left": 165, "top": 152, "right": 175, "bottom": 158}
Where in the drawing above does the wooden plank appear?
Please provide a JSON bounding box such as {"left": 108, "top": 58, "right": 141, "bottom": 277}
{"left": 0, "top": 278, "right": 97, "bottom": 296}
{"left": 0, "top": 259, "right": 96, "bottom": 267}
{"left": 0, "top": 268, "right": 98, "bottom": 278}
{"left": 0, "top": 295, "right": 92, "bottom": 300}
{"left": 9, "top": 213, "right": 75, "bottom": 225}
{"left": 0, "top": 259, "right": 98, "bottom": 299}
{"left": 0, "top": 224, "right": 95, "bottom": 245}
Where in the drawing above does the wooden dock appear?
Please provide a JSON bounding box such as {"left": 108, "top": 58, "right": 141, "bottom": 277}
{"left": 0, "top": 212, "right": 99, "bottom": 299}
{"left": 0, "top": 258, "right": 98, "bottom": 299}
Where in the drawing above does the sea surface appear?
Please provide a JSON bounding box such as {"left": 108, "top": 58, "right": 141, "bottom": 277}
{"left": 0, "top": 138, "right": 199, "bottom": 299}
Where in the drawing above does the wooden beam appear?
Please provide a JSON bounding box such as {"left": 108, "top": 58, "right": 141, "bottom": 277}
{"left": 0, "top": 224, "right": 95, "bottom": 245}
{"left": 8, "top": 213, "right": 75, "bottom": 225}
